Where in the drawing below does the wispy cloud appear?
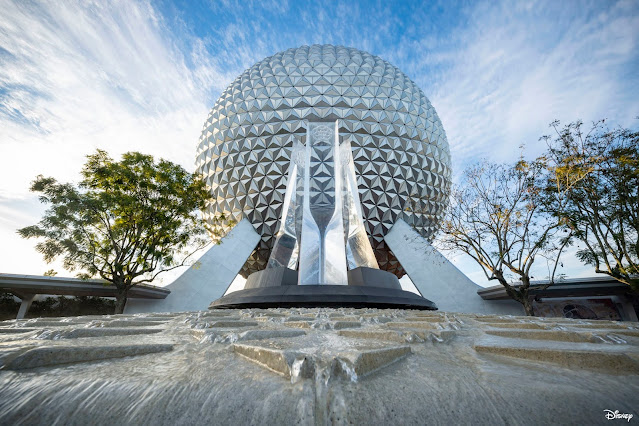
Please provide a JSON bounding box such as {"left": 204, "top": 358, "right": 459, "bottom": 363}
{"left": 418, "top": 0, "right": 639, "bottom": 175}
{"left": 0, "top": 0, "right": 226, "bottom": 275}
{"left": 1, "top": 0, "right": 637, "bottom": 283}
{"left": 0, "top": 0, "right": 229, "bottom": 197}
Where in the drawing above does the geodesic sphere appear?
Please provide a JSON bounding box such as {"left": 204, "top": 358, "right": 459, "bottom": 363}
{"left": 196, "top": 45, "right": 451, "bottom": 278}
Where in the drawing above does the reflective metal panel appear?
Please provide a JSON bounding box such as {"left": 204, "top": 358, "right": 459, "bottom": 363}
{"left": 266, "top": 142, "right": 304, "bottom": 270}
{"left": 268, "top": 121, "right": 379, "bottom": 284}
{"left": 196, "top": 45, "right": 452, "bottom": 278}
{"left": 298, "top": 122, "right": 348, "bottom": 285}
{"left": 340, "top": 139, "right": 379, "bottom": 270}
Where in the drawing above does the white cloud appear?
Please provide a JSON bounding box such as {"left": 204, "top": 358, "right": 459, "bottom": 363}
{"left": 1, "top": 0, "right": 637, "bottom": 285}
{"left": 0, "top": 0, "right": 227, "bottom": 275}
{"left": 423, "top": 0, "right": 639, "bottom": 284}
{"left": 409, "top": 0, "right": 639, "bottom": 174}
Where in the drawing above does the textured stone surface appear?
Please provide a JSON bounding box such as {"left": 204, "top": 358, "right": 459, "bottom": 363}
{"left": 1, "top": 309, "right": 638, "bottom": 424}
{"left": 196, "top": 45, "right": 452, "bottom": 278}
{"left": 4, "top": 344, "right": 174, "bottom": 370}
{"left": 385, "top": 219, "right": 524, "bottom": 315}
{"left": 124, "top": 218, "right": 260, "bottom": 314}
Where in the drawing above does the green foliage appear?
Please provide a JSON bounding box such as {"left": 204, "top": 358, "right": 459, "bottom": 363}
{"left": 43, "top": 269, "right": 57, "bottom": 277}
{"left": 17, "top": 150, "right": 212, "bottom": 312}
{"left": 543, "top": 120, "right": 639, "bottom": 291}
{"left": 0, "top": 292, "right": 19, "bottom": 316}
{"left": 0, "top": 293, "right": 116, "bottom": 320}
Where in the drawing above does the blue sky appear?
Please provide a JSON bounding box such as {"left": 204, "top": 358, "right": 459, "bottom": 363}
{"left": 1, "top": 0, "right": 638, "bottom": 286}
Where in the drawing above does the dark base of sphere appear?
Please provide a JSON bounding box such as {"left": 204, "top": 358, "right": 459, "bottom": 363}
{"left": 209, "top": 286, "right": 437, "bottom": 311}
{"left": 210, "top": 266, "right": 437, "bottom": 310}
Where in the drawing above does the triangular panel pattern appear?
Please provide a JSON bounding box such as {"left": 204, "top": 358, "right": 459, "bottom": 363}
{"left": 196, "top": 45, "right": 452, "bottom": 278}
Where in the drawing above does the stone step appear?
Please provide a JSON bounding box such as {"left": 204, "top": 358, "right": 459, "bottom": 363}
{"left": 0, "top": 328, "right": 39, "bottom": 334}
{"left": 357, "top": 313, "right": 394, "bottom": 318}
{"left": 602, "top": 329, "right": 639, "bottom": 338}
{"left": 474, "top": 317, "right": 518, "bottom": 323}
{"left": 332, "top": 321, "right": 361, "bottom": 330}
{"left": 193, "top": 316, "right": 241, "bottom": 324}
{"left": 486, "top": 328, "right": 639, "bottom": 343}
{"left": 233, "top": 344, "right": 295, "bottom": 377}
{"left": 232, "top": 343, "right": 411, "bottom": 381}
{"left": 484, "top": 329, "right": 595, "bottom": 343}
{"left": 338, "top": 328, "right": 456, "bottom": 344}
{"left": 197, "top": 311, "right": 237, "bottom": 318}
{"left": 339, "top": 346, "right": 411, "bottom": 379}
{"left": 2, "top": 343, "right": 173, "bottom": 370}
{"left": 129, "top": 317, "right": 171, "bottom": 322}
{"left": 327, "top": 316, "right": 357, "bottom": 321}
{"left": 207, "top": 321, "right": 258, "bottom": 328}
{"left": 410, "top": 313, "right": 446, "bottom": 318}
{"left": 568, "top": 322, "right": 629, "bottom": 330}
{"left": 15, "top": 320, "right": 91, "bottom": 327}
{"left": 385, "top": 321, "right": 439, "bottom": 330}
{"left": 284, "top": 316, "right": 316, "bottom": 322}
{"left": 282, "top": 321, "right": 313, "bottom": 329}
{"left": 365, "top": 316, "right": 393, "bottom": 324}
{"left": 404, "top": 316, "right": 446, "bottom": 322}
{"left": 338, "top": 329, "right": 408, "bottom": 342}
{"left": 474, "top": 336, "right": 639, "bottom": 374}
{"left": 237, "top": 329, "right": 306, "bottom": 341}
{"left": 481, "top": 322, "right": 546, "bottom": 329}
{"left": 194, "top": 328, "right": 306, "bottom": 344}
{"left": 102, "top": 320, "right": 167, "bottom": 327}
{"left": 33, "top": 328, "right": 164, "bottom": 340}
{"left": 254, "top": 312, "right": 287, "bottom": 318}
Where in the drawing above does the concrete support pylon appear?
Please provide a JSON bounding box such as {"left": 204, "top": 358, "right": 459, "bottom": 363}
{"left": 384, "top": 219, "right": 523, "bottom": 315}
{"left": 124, "top": 218, "right": 260, "bottom": 314}
{"left": 16, "top": 294, "right": 35, "bottom": 319}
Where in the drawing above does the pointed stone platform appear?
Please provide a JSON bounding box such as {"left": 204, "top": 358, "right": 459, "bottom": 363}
{"left": 1, "top": 309, "right": 638, "bottom": 424}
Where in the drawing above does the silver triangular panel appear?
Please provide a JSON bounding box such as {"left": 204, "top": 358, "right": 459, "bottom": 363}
{"left": 197, "top": 45, "right": 451, "bottom": 278}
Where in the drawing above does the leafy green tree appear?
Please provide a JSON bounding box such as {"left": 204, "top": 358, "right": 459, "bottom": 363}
{"left": 18, "top": 150, "right": 212, "bottom": 313}
{"left": 440, "top": 158, "right": 571, "bottom": 316}
{"left": 543, "top": 120, "right": 639, "bottom": 291}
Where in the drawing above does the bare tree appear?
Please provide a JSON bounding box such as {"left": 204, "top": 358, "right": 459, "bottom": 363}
{"left": 439, "top": 158, "right": 571, "bottom": 315}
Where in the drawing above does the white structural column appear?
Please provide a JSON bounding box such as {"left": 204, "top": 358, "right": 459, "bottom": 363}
{"left": 16, "top": 294, "right": 35, "bottom": 319}
{"left": 385, "top": 219, "right": 523, "bottom": 315}
{"left": 124, "top": 218, "right": 261, "bottom": 314}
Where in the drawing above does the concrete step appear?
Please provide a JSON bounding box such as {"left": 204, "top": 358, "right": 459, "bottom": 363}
{"left": 2, "top": 343, "right": 173, "bottom": 370}
{"left": 33, "top": 328, "right": 164, "bottom": 340}
{"left": 232, "top": 342, "right": 410, "bottom": 382}
{"left": 474, "top": 335, "right": 639, "bottom": 374}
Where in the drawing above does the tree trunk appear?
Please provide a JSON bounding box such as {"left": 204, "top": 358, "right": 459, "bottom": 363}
{"left": 522, "top": 297, "right": 535, "bottom": 316}
{"left": 114, "top": 290, "right": 127, "bottom": 314}
{"left": 520, "top": 277, "right": 534, "bottom": 316}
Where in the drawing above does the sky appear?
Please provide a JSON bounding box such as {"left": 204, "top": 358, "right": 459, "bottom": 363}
{"left": 1, "top": 0, "right": 638, "bottom": 287}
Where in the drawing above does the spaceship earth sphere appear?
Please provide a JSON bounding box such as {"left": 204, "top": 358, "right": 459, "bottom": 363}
{"left": 196, "top": 45, "right": 451, "bottom": 278}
